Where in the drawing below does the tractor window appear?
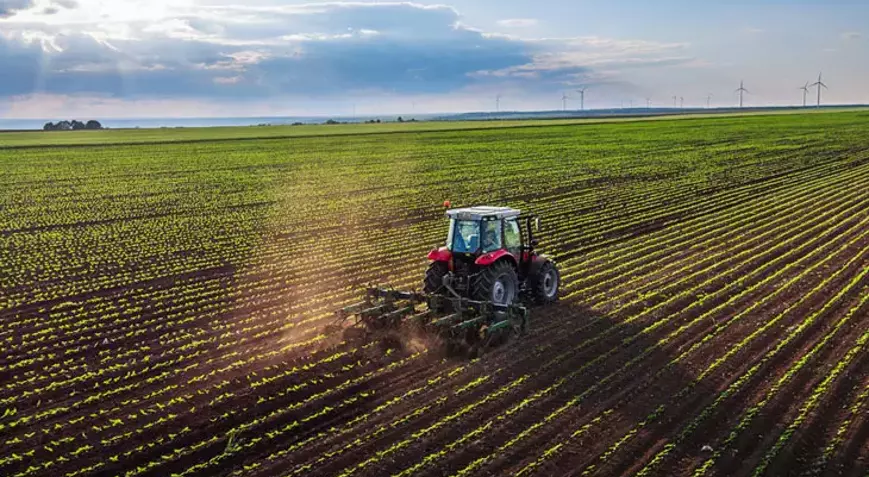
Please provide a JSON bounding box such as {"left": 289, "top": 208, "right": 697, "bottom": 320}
{"left": 450, "top": 220, "right": 480, "bottom": 253}
{"left": 504, "top": 218, "right": 521, "bottom": 255}
{"left": 482, "top": 219, "right": 502, "bottom": 253}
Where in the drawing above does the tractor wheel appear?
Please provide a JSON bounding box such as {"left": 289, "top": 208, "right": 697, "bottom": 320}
{"left": 423, "top": 261, "right": 449, "bottom": 293}
{"left": 472, "top": 261, "right": 519, "bottom": 306}
{"left": 529, "top": 260, "right": 560, "bottom": 304}
{"left": 424, "top": 261, "right": 451, "bottom": 312}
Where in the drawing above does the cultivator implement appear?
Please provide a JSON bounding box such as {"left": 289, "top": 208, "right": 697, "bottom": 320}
{"left": 325, "top": 286, "right": 529, "bottom": 353}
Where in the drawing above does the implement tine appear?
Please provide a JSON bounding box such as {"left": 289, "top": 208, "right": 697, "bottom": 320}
{"left": 360, "top": 304, "right": 389, "bottom": 320}
{"left": 380, "top": 306, "right": 416, "bottom": 327}
{"left": 338, "top": 301, "right": 369, "bottom": 317}
{"left": 406, "top": 310, "right": 434, "bottom": 329}
{"left": 336, "top": 285, "right": 431, "bottom": 330}
{"left": 367, "top": 287, "right": 426, "bottom": 302}
{"left": 431, "top": 313, "right": 462, "bottom": 328}
{"left": 452, "top": 316, "right": 486, "bottom": 331}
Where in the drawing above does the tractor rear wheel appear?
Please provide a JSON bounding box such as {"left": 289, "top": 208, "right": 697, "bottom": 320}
{"left": 472, "top": 261, "right": 519, "bottom": 306}
{"left": 424, "top": 261, "right": 450, "bottom": 311}
{"left": 424, "top": 261, "right": 449, "bottom": 293}
{"left": 529, "top": 260, "right": 560, "bottom": 304}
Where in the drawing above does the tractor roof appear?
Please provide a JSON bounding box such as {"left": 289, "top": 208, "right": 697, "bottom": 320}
{"left": 446, "top": 206, "right": 521, "bottom": 221}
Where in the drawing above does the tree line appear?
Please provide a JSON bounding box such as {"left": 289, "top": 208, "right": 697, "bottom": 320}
{"left": 43, "top": 120, "right": 103, "bottom": 131}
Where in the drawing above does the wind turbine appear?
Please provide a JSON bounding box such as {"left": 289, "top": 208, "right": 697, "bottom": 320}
{"left": 495, "top": 94, "right": 502, "bottom": 112}
{"left": 799, "top": 82, "right": 810, "bottom": 107}
{"left": 810, "top": 73, "right": 827, "bottom": 107}
{"left": 575, "top": 87, "right": 587, "bottom": 110}
{"left": 706, "top": 93, "right": 713, "bottom": 108}
{"left": 672, "top": 95, "right": 677, "bottom": 107}
{"left": 680, "top": 96, "right": 684, "bottom": 109}
{"left": 646, "top": 97, "right": 652, "bottom": 108}
{"left": 561, "top": 92, "right": 570, "bottom": 111}
{"left": 735, "top": 80, "right": 749, "bottom": 108}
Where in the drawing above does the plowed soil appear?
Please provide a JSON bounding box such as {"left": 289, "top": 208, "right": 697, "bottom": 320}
{"left": 1, "top": 111, "right": 868, "bottom": 477}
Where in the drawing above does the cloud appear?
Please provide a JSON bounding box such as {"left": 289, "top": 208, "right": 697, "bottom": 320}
{"left": 0, "top": 0, "right": 33, "bottom": 17}
{"left": 0, "top": 1, "right": 694, "bottom": 107}
{"left": 471, "top": 37, "right": 692, "bottom": 85}
{"left": 0, "top": 0, "right": 76, "bottom": 17}
{"left": 213, "top": 75, "right": 242, "bottom": 84}
{"left": 742, "top": 27, "right": 765, "bottom": 35}
{"left": 841, "top": 31, "right": 861, "bottom": 41}
{"left": 496, "top": 18, "right": 538, "bottom": 28}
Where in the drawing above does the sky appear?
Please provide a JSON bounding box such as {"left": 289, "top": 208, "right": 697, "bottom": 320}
{"left": 0, "top": 0, "right": 867, "bottom": 118}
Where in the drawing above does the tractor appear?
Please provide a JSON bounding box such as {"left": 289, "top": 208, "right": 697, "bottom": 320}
{"left": 326, "top": 205, "right": 560, "bottom": 354}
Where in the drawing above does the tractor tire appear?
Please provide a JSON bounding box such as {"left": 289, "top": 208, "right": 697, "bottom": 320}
{"left": 529, "top": 260, "right": 560, "bottom": 304}
{"left": 424, "top": 261, "right": 449, "bottom": 294}
{"left": 424, "top": 261, "right": 451, "bottom": 312}
{"left": 472, "top": 261, "right": 519, "bottom": 306}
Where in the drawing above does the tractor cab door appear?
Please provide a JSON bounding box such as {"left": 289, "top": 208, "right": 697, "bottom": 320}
{"left": 504, "top": 217, "right": 525, "bottom": 265}
{"left": 481, "top": 218, "right": 502, "bottom": 253}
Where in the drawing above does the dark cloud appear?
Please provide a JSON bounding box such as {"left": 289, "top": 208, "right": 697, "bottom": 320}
{"left": 244, "top": 35, "right": 531, "bottom": 95}
{"left": 0, "top": 0, "right": 33, "bottom": 17}
{"left": 1, "top": 0, "right": 75, "bottom": 17}
{"left": 0, "top": 33, "right": 43, "bottom": 94}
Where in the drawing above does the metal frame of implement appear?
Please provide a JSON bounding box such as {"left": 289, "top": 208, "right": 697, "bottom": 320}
{"left": 332, "top": 287, "right": 529, "bottom": 342}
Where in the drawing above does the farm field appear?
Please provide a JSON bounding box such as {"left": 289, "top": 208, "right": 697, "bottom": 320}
{"left": 1, "top": 110, "right": 868, "bottom": 477}
{"left": 2, "top": 107, "right": 863, "bottom": 148}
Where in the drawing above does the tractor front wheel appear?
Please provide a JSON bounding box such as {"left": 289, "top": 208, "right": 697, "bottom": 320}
{"left": 473, "top": 261, "right": 519, "bottom": 306}
{"left": 529, "top": 260, "right": 560, "bottom": 304}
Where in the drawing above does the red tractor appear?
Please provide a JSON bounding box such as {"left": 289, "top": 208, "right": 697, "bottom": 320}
{"left": 329, "top": 205, "right": 560, "bottom": 352}
{"left": 423, "top": 206, "right": 560, "bottom": 307}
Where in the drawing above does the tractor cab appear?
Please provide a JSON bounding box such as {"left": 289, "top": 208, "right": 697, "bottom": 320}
{"left": 440, "top": 206, "right": 540, "bottom": 270}
{"left": 446, "top": 206, "right": 521, "bottom": 254}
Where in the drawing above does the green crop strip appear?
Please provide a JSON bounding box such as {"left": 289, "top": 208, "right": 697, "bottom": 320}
{"left": 2, "top": 110, "right": 868, "bottom": 477}
{"left": 380, "top": 175, "right": 869, "bottom": 477}
{"left": 440, "top": 211, "right": 869, "bottom": 477}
